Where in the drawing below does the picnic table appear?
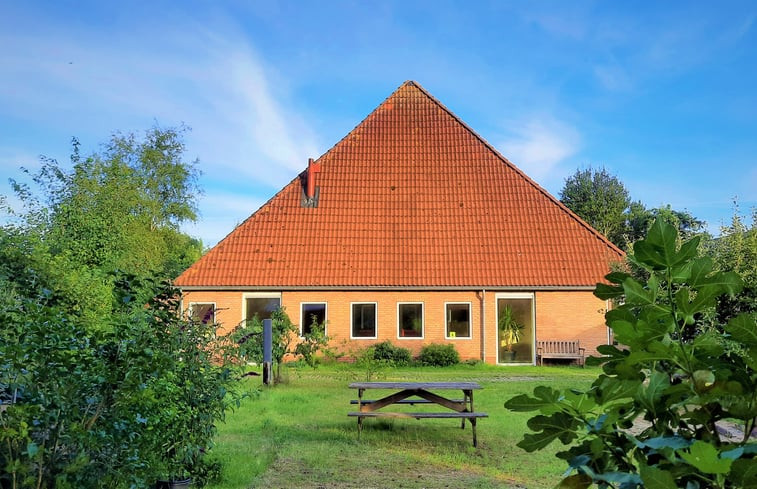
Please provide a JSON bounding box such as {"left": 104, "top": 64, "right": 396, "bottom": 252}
{"left": 348, "top": 381, "right": 487, "bottom": 447}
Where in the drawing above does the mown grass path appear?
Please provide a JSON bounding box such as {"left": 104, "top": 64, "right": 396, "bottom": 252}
{"left": 207, "top": 364, "right": 597, "bottom": 489}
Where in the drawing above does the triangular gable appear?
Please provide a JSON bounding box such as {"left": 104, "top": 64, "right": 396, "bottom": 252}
{"left": 177, "top": 81, "right": 623, "bottom": 288}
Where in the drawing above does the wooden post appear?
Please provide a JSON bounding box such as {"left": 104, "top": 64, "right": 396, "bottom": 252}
{"left": 262, "top": 318, "right": 272, "bottom": 386}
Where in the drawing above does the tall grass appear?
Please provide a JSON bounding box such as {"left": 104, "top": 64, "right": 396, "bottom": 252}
{"left": 206, "top": 363, "right": 596, "bottom": 489}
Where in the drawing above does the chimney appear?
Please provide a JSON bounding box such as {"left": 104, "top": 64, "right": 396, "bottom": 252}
{"left": 306, "top": 158, "right": 320, "bottom": 198}
{"left": 302, "top": 157, "right": 321, "bottom": 207}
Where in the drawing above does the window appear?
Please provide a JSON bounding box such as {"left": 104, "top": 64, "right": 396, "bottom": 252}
{"left": 397, "top": 303, "right": 423, "bottom": 338}
{"left": 244, "top": 294, "right": 281, "bottom": 325}
{"left": 300, "top": 303, "right": 326, "bottom": 336}
{"left": 190, "top": 303, "right": 216, "bottom": 325}
{"left": 446, "top": 303, "right": 471, "bottom": 338}
{"left": 351, "top": 303, "right": 377, "bottom": 338}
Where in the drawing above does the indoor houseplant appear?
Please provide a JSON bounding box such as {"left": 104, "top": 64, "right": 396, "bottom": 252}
{"left": 498, "top": 305, "right": 524, "bottom": 362}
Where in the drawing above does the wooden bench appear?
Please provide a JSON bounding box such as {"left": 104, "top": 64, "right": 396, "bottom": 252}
{"left": 350, "top": 399, "right": 464, "bottom": 405}
{"left": 348, "top": 412, "right": 488, "bottom": 420}
{"left": 536, "top": 340, "right": 585, "bottom": 366}
{"left": 348, "top": 382, "right": 487, "bottom": 446}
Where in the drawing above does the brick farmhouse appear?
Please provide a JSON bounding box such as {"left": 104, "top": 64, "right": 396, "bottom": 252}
{"left": 175, "top": 81, "right": 624, "bottom": 365}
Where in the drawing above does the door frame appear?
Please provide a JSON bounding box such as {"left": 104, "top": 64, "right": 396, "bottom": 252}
{"left": 495, "top": 292, "right": 535, "bottom": 365}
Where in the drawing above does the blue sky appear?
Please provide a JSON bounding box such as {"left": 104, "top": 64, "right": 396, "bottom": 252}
{"left": 1, "top": 1, "right": 755, "bottom": 247}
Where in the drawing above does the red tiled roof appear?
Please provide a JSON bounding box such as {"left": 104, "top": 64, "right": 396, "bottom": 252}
{"left": 176, "top": 81, "right": 623, "bottom": 288}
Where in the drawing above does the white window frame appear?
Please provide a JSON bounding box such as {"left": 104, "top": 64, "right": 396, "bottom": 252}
{"left": 444, "top": 301, "right": 472, "bottom": 339}
{"left": 396, "top": 302, "right": 424, "bottom": 340}
{"left": 188, "top": 302, "right": 217, "bottom": 325}
{"left": 299, "top": 302, "right": 328, "bottom": 338}
{"left": 350, "top": 302, "right": 378, "bottom": 339}
{"left": 241, "top": 292, "right": 282, "bottom": 325}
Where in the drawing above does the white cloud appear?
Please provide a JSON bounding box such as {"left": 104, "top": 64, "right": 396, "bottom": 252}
{"left": 0, "top": 16, "right": 320, "bottom": 247}
{"left": 497, "top": 117, "right": 581, "bottom": 183}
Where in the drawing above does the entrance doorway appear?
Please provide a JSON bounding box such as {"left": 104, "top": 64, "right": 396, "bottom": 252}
{"left": 496, "top": 295, "right": 534, "bottom": 364}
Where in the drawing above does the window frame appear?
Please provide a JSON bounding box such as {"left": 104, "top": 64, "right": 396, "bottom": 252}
{"left": 350, "top": 302, "right": 378, "bottom": 339}
{"left": 241, "top": 292, "right": 282, "bottom": 325}
{"left": 396, "top": 302, "right": 424, "bottom": 340}
{"left": 444, "top": 301, "right": 472, "bottom": 339}
{"left": 188, "top": 302, "right": 217, "bottom": 325}
{"left": 299, "top": 302, "right": 327, "bottom": 338}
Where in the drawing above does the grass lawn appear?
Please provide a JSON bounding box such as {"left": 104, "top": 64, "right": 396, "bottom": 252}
{"left": 206, "top": 363, "right": 597, "bottom": 489}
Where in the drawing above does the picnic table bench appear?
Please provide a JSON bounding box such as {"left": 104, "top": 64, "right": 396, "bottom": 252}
{"left": 348, "top": 381, "right": 487, "bottom": 447}
{"left": 536, "top": 340, "right": 585, "bottom": 366}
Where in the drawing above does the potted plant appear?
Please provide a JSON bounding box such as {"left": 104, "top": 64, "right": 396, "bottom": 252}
{"left": 155, "top": 441, "right": 193, "bottom": 489}
{"left": 498, "top": 305, "right": 524, "bottom": 362}
{"left": 156, "top": 476, "right": 191, "bottom": 489}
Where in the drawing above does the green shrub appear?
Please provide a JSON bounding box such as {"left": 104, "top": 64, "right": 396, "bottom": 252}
{"left": 506, "top": 219, "right": 757, "bottom": 489}
{"left": 371, "top": 340, "right": 412, "bottom": 365}
{"left": 354, "top": 346, "right": 391, "bottom": 381}
{"left": 417, "top": 343, "right": 460, "bottom": 366}
{"left": 0, "top": 274, "right": 242, "bottom": 488}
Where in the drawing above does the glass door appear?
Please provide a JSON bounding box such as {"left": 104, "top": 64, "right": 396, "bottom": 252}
{"left": 497, "top": 296, "right": 534, "bottom": 364}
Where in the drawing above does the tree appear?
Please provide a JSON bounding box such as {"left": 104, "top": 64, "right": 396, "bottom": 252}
{"left": 0, "top": 126, "right": 242, "bottom": 488}
{"left": 0, "top": 274, "right": 241, "bottom": 488}
{"left": 712, "top": 204, "right": 757, "bottom": 322}
{"left": 506, "top": 220, "right": 756, "bottom": 488}
{"left": 560, "top": 166, "right": 631, "bottom": 247}
{"left": 232, "top": 307, "right": 330, "bottom": 383}
{"left": 6, "top": 126, "right": 203, "bottom": 280}
{"left": 650, "top": 204, "right": 705, "bottom": 241}
{"left": 622, "top": 203, "right": 707, "bottom": 250}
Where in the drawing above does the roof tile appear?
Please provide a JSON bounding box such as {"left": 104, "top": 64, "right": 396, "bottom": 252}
{"left": 177, "top": 81, "right": 623, "bottom": 288}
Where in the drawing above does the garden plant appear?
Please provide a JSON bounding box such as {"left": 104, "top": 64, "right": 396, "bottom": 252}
{"left": 0, "top": 274, "right": 242, "bottom": 488}
{"left": 506, "top": 219, "right": 757, "bottom": 488}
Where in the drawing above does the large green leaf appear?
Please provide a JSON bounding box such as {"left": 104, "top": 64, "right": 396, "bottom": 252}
{"left": 696, "top": 270, "right": 743, "bottom": 297}
{"left": 556, "top": 473, "right": 592, "bottom": 489}
{"left": 637, "top": 371, "right": 670, "bottom": 415}
{"left": 595, "top": 282, "right": 624, "bottom": 300}
{"left": 640, "top": 465, "right": 677, "bottom": 489}
{"left": 673, "top": 236, "right": 701, "bottom": 267}
{"left": 634, "top": 240, "right": 667, "bottom": 270}
{"left": 691, "top": 331, "right": 724, "bottom": 357}
{"left": 505, "top": 386, "right": 561, "bottom": 412}
{"left": 641, "top": 436, "right": 693, "bottom": 450}
{"left": 645, "top": 219, "right": 679, "bottom": 267}
{"left": 670, "top": 260, "right": 693, "bottom": 284}
{"left": 605, "top": 271, "right": 632, "bottom": 285}
{"left": 674, "top": 288, "right": 696, "bottom": 325}
{"left": 594, "top": 376, "right": 640, "bottom": 404}
{"left": 517, "top": 412, "right": 579, "bottom": 452}
{"left": 622, "top": 278, "right": 655, "bottom": 305}
{"left": 687, "top": 256, "right": 716, "bottom": 288}
{"left": 608, "top": 320, "right": 638, "bottom": 347}
{"left": 725, "top": 313, "right": 757, "bottom": 347}
{"left": 730, "top": 459, "right": 757, "bottom": 489}
{"left": 678, "top": 441, "right": 732, "bottom": 474}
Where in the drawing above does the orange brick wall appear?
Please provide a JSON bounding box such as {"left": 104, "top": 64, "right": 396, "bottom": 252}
{"left": 534, "top": 291, "right": 610, "bottom": 357}
{"left": 181, "top": 289, "right": 609, "bottom": 364}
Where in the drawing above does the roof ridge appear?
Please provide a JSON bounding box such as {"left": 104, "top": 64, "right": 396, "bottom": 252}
{"left": 308, "top": 80, "right": 418, "bottom": 167}
{"left": 406, "top": 81, "right": 625, "bottom": 257}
